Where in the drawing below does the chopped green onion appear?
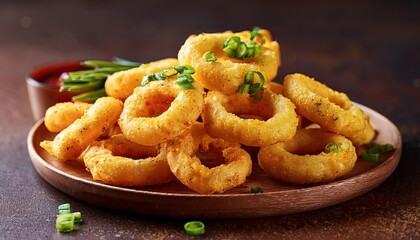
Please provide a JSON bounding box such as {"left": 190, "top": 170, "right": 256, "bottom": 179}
{"left": 174, "top": 65, "right": 195, "bottom": 74}
{"left": 250, "top": 27, "right": 266, "bottom": 44}
{"left": 236, "top": 43, "right": 248, "bottom": 59}
{"left": 224, "top": 36, "right": 241, "bottom": 51}
{"left": 223, "top": 35, "right": 262, "bottom": 60}
{"left": 58, "top": 203, "right": 71, "bottom": 212}
{"left": 162, "top": 67, "right": 178, "bottom": 77}
{"left": 72, "top": 212, "right": 83, "bottom": 224}
{"left": 362, "top": 152, "right": 380, "bottom": 162}
{"left": 176, "top": 75, "right": 195, "bottom": 90}
{"left": 56, "top": 203, "right": 83, "bottom": 233}
{"left": 59, "top": 209, "right": 71, "bottom": 214}
{"left": 56, "top": 213, "right": 74, "bottom": 233}
{"left": 155, "top": 71, "right": 168, "bottom": 80}
{"left": 141, "top": 65, "right": 196, "bottom": 90}
{"left": 184, "top": 221, "right": 205, "bottom": 236}
{"left": 324, "top": 142, "right": 339, "bottom": 153}
{"left": 237, "top": 71, "right": 265, "bottom": 100}
{"left": 339, "top": 142, "right": 350, "bottom": 150}
{"left": 141, "top": 74, "right": 157, "bottom": 87}
{"left": 237, "top": 84, "right": 250, "bottom": 95}
{"left": 203, "top": 51, "right": 217, "bottom": 62}
{"left": 361, "top": 143, "right": 394, "bottom": 162}
{"left": 250, "top": 186, "right": 263, "bottom": 193}
{"left": 365, "top": 143, "right": 394, "bottom": 154}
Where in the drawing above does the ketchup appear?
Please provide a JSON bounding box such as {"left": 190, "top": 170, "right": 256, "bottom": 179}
{"left": 30, "top": 61, "right": 89, "bottom": 87}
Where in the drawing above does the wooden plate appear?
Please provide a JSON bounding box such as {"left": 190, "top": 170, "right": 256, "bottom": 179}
{"left": 27, "top": 104, "right": 402, "bottom": 219}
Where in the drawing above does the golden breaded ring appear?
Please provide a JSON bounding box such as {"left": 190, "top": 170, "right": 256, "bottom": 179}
{"left": 105, "top": 58, "right": 179, "bottom": 100}
{"left": 264, "top": 81, "right": 284, "bottom": 95}
{"left": 40, "top": 97, "right": 123, "bottom": 161}
{"left": 44, "top": 102, "right": 92, "bottom": 132}
{"left": 202, "top": 90, "right": 299, "bottom": 147}
{"left": 166, "top": 123, "right": 252, "bottom": 194}
{"left": 119, "top": 79, "right": 204, "bottom": 146}
{"left": 178, "top": 30, "right": 280, "bottom": 94}
{"left": 283, "top": 73, "right": 375, "bottom": 146}
{"left": 83, "top": 134, "right": 175, "bottom": 187}
{"left": 258, "top": 128, "right": 357, "bottom": 184}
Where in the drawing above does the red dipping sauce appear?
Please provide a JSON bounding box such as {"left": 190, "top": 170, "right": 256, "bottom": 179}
{"left": 26, "top": 60, "right": 89, "bottom": 121}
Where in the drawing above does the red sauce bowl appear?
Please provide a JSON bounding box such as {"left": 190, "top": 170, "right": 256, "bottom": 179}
{"left": 26, "top": 60, "right": 88, "bottom": 121}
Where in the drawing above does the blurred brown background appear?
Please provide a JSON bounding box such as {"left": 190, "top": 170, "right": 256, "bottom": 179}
{"left": 0, "top": 0, "right": 419, "bottom": 239}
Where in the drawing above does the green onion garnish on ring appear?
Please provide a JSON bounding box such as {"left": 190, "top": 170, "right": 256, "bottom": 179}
{"left": 203, "top": 51, "right": 217, "bottom": 62}
{"left": 324, "top": 142, "right": 340, "bottom": 153}
{"left": 250, "top": 26, "right": 266, "bottom": 44}
{"left": 223, "top": 36, "right": 261, "bottom": 60}
{"left": 141, "top": 65, "right": 196, "bottom": 90}
{"left": 237, "top": 70, "right": 265, "bottom": 100}
{"left": 222, "top": 27, "right": 265, "bottom": 60}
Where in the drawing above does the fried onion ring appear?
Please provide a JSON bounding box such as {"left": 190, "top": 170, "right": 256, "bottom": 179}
{"left": 202, "top": 90, "right": 299, "bottom": 147}
{"left": 264, "top": 81, "right": 284, "bottom": 95}
{"left": 283, "top": 73, "right": 375, "bottom": 146}
{"left": 40, "top": 97, "right": 123, "bottom": 161}
{"left": 166, "top": 123, "right": 252, "bottom": 194}
{"left": 83, "top": 134, "right": 174, "bottom": 187}
{"left": 44, "top": 102, "right": 92, "bottom": 132}
{"left": 178, "top": 30, "right": 280, "bottom": 94}
{"left": 258, "top": 128, "right": 357, "bottom": 184}
{"left": 105, "top": 58, "right": 179, "bottom": 100}
{"left": 119, "top": 78, "right": 204, "bottom": 146}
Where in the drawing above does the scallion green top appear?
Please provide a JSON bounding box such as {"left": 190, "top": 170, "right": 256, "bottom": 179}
{"left": 60, "top": 57, "right": 141, "bottom": 102}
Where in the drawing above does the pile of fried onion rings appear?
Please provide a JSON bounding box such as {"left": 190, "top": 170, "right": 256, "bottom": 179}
{"left": 41, "top": 28, "right": 376, "bottom": 193}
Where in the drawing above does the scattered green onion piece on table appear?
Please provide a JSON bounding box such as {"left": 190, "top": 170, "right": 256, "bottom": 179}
{"left": 72, "top": 212, "right": 83, "bottom": 223}
{"left": 58, "top": 203, "right": 71, "bottom": 212}
{"left": 56, "top": 203, "right": 83, "bottom": 233}
{"left": 203, "top": 51, "right": 217, "bottom": 62}
{"left": 56, "top": 213, "right": 75, "bottom": 233}
{"left": 250, "top": 186, "right": 263, "bottom": 193}
{"left": 324, "top": 142, "right": 339, "bottom": 153}
{"left": 184, "top": 221, "right": 205, "bottom": 236}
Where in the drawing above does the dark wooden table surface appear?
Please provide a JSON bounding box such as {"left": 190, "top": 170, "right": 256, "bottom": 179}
{"left": 1, "top": 1, "right": 419, "bottom": 239}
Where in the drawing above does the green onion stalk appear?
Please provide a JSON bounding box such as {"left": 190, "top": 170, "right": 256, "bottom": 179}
{"left": 60, "top": 57, "right": 142, "bottom": 102}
